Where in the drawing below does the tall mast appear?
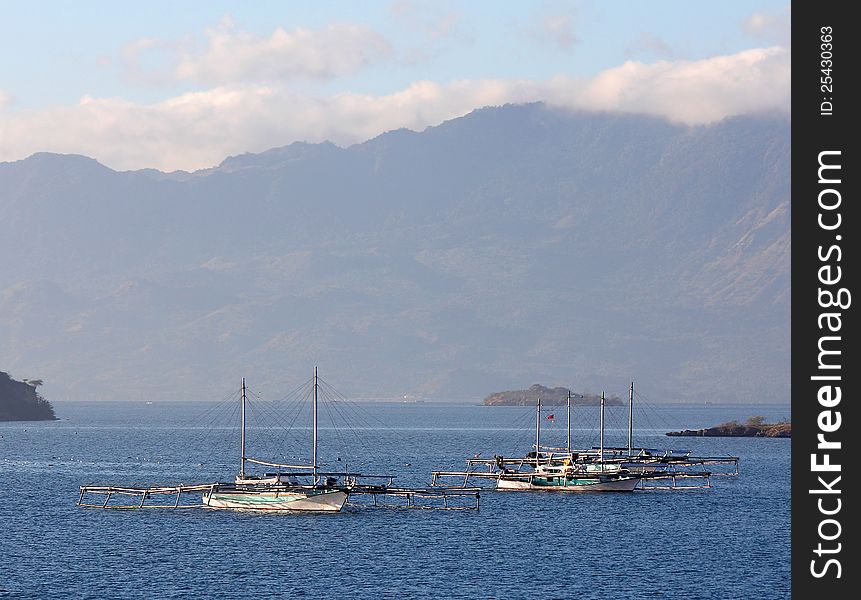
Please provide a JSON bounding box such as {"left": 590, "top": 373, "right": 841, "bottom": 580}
{"left": 599, "top": 391, "right": 605, "bottom": 469}
{"left": 566, "top": 390, "right": 571, "bottom": 453}
{"left": 240, "top": 377, "right": 246, "bottom": 478}
{"left": 535, "top": 396, "right": 541, "bottom": 460}
{"left": 628, "top": 381, "right": 634, "bottom": 456}
{"left": 312, "top": 366, "right": 318, "bottom": 484}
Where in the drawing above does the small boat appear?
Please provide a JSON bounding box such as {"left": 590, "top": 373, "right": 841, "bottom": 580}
{"left": 201, "top": 369, "right": 348, "bottom": 512}
{"left": 493, "top": 392, "right": 641, "bottom": 492}
{"left": 495, "top": 458, "right": 641, "bottom": 492}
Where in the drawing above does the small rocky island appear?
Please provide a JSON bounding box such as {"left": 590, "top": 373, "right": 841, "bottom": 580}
{"left": 483, "top": 384, "right": 623, "bottom": 406}
{"left": 0, "top": 371, "right": 57, "bottom": 421}
{"left": 667, "top": 416, "right": 790, "bottom": 438}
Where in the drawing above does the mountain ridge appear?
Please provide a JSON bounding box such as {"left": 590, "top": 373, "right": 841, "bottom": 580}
{"left": 0, "top": 103, "right": 790, "bottom": 402}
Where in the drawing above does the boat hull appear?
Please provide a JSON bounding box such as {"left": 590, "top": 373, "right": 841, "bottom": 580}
{"left": 496, "top": 476, "right": 640, "bottom": 492}
{"left": 202, "top": 488, "right": 348, "bottom": 512}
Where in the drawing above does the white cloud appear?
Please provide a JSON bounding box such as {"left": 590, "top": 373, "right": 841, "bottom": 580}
{"left": 0, "top": 90, "right": 11, "bottom": 110}
{"left": 123, "top": 19, "right": 392, "bottom": 85}
{"left": 0, "top": 46, "right": 789, "bottom": 172}
{"left": 558, "top": 46, "right": 790, "bottom": 125}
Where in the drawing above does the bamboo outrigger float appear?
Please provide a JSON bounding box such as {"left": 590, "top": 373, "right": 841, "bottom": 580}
{"left": 431, "top": 382, "right": 739, "bottom": 492}
{"left": 77, "top": 482, "right": 481, "bottom": 511}
{"left": 78, "top": 369, "right": 480, "bottom": 512}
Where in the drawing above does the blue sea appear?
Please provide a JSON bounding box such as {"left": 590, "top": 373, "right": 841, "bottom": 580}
{"left": 0, "top": 400, "right": 790, "bottom": 599}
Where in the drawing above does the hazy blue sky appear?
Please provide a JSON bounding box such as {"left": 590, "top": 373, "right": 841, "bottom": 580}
{"left": 0, "top": 1, "right": 790, "bottom": 171}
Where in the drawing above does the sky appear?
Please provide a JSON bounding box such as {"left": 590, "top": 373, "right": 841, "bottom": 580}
{"left": 0, "top": 1, "right": 790, "bottom": 172}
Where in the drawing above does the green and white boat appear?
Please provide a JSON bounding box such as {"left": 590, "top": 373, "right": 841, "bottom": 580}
{"left": 493, "top": 393, "right": 641, "bottom": 492}
{"left": 202, "top": 369, "right": 349, "bottom": 512}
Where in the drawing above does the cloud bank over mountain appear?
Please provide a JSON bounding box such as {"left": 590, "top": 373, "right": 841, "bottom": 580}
{"left": 1, "top": 44, "right": 789, "bottom": 172}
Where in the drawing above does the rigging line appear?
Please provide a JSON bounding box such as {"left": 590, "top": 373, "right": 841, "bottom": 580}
{"left": 245, "top": 392, "right": 300, "bottom": 465}
{"left": 318, "top": 387, "right": 379, "bottom": 431}
{"left": 270, "top": 375, "right": 315, "bottom": 430}
{"left": 182, "top": 388, "right": 243, "bottom": 468}
{"left": 278, "top": 377, "right": 314, "bottom": 412}
{"left": 633, "top": 388, "right": 675, "bottom": 434}
{"left": 271, "top": 379, "right": 314, "bottom": 457}
{"left": 269, "top": 374, "right": 315, "bottom": 405}
{"left": 501, "top": 406, "right": 537, "bottom": 459}
{"left": 328, "top": 395, "right": 391, "bottom": 438}
{"left": 325, "top": 394, "right": 377, "bottom": 453}
{"left": 275, "top": 382, "right": 307, "bottom": 414}
{"left": 274, "top": 380, "right": 310, "bottom": 433}
{"left": 324, "top": 394, "right": 379, "bottom": 465}
{"left": 246, "top": 386, "right": 284, "bottom": 433}
{"left": 571, "top": 397, "right": 606, "bottom": 450}
{"left": 262, "top": 394, "right": 307, "bottom": 462}
{"left": 201, "top": 392, "right": 242, "bottom": 475}
{"left": 174, "top": 386, "right": 241, "bottom": 432}
{"left": 195, "top": 390, "right": 242, "bottom": 459}
{"left": 328, "top": 400, "right": 390, "bottom": 456}
{"left": 318, "top": 378, "right": 393, "bottom": 430}
{"left": 182, "top": 389, "right": 238, "bottom": 437}
{"left": 251, "top": 388, "right": 311, "bottom": 463}
{"left": 250, "top": 394, "right": 300, "bottom": 464}
{"left": 278, "top": 385, "right": 319, "bottom": 464}
{"left": 494, "top": 406, "right": 526, "bottom": 455}
{"left": 634, "top": 391, "right": 659, "bottom": 429}
{"left": 323, "top": 396, "right": 351, "bottom": 467}
{"left": 314, "top": 377, "right": 397, "bottom": 469}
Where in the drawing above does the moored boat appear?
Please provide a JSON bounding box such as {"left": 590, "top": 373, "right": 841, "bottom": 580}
{"left": 202, "top": 487, "right": 348, "bottom": 511}
{"left": 202, "top": 369, "right": 349, "bottom": 512}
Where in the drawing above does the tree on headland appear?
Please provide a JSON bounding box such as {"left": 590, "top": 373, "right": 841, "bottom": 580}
{"left": 746, "top": 415, "right": 766, "bottom": 426}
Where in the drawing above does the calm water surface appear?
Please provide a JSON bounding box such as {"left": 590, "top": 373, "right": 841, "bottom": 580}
{"left": 0, "top": 401, "right": 790, "bottom": 599}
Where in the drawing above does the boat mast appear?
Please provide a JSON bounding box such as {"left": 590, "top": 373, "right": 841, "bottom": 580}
{"left": 628, "top": 381, "right": 634, "bottom": 456}
{"left": 535, "top": 396, "right": 541, "bottom": 460}
{"left": 240, "top": 377, "right": 246, "bottom": 478}
{"left": 599, "top": 391, "right": 605, "bottom": 469}
{"left": 313, "top": 366, "right": 318, "bottom": 484}
{"left": 566, "top": 390, "right": 571, "bottom": 453}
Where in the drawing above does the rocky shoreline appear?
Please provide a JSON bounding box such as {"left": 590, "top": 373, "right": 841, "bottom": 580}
{"left": 667, "top": 421, "right": 790, "bottom": 438}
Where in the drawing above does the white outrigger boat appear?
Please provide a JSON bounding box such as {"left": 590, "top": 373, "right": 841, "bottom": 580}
{"left": 494, "top": 462, "right": 641, "bottom": 492}
{"left": 200, "top": 370, "right": 348, "bottom": 512}
{"left": 79, "top": 369, "right": 480, "bottom": 512}
{"left": 432, "top": 383, "right": 739, "bottom": 492}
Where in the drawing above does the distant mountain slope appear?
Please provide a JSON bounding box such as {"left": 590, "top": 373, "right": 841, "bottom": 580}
{"left": 0, "top": 103, "right": 789, "bottom": 402}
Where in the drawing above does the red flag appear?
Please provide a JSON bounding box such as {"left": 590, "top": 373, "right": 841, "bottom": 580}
{"left": 547, "top": 414, "right": 555, "bottom": 420}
